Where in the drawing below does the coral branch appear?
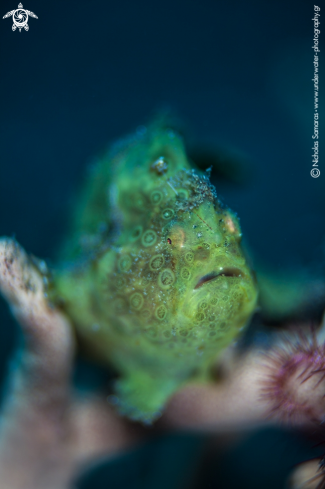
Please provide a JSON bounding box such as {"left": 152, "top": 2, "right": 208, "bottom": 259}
{"left": 161, "top": 350, "right": 273, "bottom": 431}
{"left": 0, "top": 238, "right": 140, "bottom": 489}
{"left": 0, "top": 237, "right": 325, "bottom": 489}
{"left": 162, "top": 333, "right": 325, "bottom": 431}
{"left": 288, "top": 458, "right": 325, "bottom": 489}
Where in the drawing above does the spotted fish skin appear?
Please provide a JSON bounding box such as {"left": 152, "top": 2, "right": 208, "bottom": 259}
{"left": 52, "top": 122, "right": 258, "bottom": 423}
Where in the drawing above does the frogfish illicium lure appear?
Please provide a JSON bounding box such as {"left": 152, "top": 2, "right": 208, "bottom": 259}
{"left": 51, "top": 119, "right": 258, "bottom": 423}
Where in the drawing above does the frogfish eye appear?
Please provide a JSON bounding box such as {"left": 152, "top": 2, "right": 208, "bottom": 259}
{"left": 194, "top": 267, "right": 243, "bottom": 289}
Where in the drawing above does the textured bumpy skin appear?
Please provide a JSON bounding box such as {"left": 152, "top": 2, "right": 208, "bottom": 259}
{"left": 52, "top": 121, "right": 258, "bottom": 423}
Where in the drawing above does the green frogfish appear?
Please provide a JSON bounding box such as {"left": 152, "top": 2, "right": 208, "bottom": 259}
{"left": 52, "top": 120, "right": 258, "bottom": 423}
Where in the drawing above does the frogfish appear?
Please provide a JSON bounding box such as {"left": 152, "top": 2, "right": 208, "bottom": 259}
{"left": 51, "top": 119, "right": 258, "bottom": 423}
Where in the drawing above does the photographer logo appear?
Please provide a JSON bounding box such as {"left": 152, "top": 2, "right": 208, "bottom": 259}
{"left": 3, "top": 3, "right": 38, "bottom": 32}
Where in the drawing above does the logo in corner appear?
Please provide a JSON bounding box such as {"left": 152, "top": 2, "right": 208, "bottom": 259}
{"left": 3, "top": 3, "right": 38, "bottom": 32}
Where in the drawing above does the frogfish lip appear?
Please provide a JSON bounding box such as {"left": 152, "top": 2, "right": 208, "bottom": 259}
{"left": 194, "top": 267, "right": 244, "bottom": 290}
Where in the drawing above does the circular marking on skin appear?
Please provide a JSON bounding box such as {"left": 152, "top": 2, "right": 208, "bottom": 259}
{"left": 141, "top": 309, "right": 151, "bottom": 319}
{"left": 150, "top": 190, "right": 163, "bottom": 205}
{"left": 195, "top": 312, "right": 205, "bottom": 322}
{"left": 155, "top": 304, "right": 167, "bottom": 320}
{"left": 219, "top": 321, "right": 229, "bottom": 331}
{"left": 210, "top": 296, "right": 219, "bottom": 306}
{"left": 130, "top": 225, "right": 143, "bottom": 242}
{"left": 130, "top": 292, "right": 144, "bottom": 310}
{"left": 116, "top": 276, "right": 126, "bottom": 289}
{"left": 158, "top": 268, "right": 175, "bottom": 289}
{"left": 141, "top": 230, "right": 157, "bottom": 247}
{"left": 185, "top": 251, "right": 194, "bottom": 264}
{"left": 118, "top": 255, "right": 132, "bottom": 272}
{"left": 199, "top": 300, "right": 208, "bottom": 310}
{"left": 149, "top": 254, "right": 165, "bottom": 271}
{"left": 180, "top": 267, "right": 191, "bottom": 280}
{"left": 179, "top": 329, "right": 188, "bottom": 337}
{"left": 162, "top": 208, "right": 174, "bottom": 220}
{"left": 201, "top": 242, "right": 210, "bottom": 250}
{"left": 176, "top": 189, "right": 189, "bottom": 200}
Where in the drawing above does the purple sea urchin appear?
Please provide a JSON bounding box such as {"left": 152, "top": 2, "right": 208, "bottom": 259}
{"left": 262, "top": 331, "right": 325, "bottom": 425}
